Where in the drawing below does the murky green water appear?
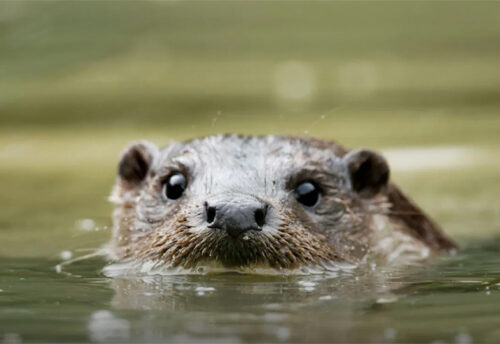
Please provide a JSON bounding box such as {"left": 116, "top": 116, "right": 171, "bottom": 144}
{"left": 2, "top": 243, "right": 500, "bottom": 343}
{"left": 2, "top": 1, "right": 500, "bottom": 343}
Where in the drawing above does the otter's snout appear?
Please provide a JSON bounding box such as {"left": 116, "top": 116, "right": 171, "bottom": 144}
{"left": 204, "top": 196, "right": 268, "bottom": 238}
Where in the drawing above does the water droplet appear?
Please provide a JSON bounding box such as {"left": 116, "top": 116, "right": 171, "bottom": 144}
{"left": 76, "top": 218, "right": 95, "bottom": 231}
{"left": 60, "top": 251, "right": 73, "bottom": 260}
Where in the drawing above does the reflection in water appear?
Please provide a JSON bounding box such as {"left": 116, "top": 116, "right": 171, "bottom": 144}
{"left": 74, "top": 242, "right": 500, "bottom": 343}
{"left": 1, "top": 240, "right": 500, "bottom": 343}
{"left": 100, "top": 267, "right": 400, "bottom": 342}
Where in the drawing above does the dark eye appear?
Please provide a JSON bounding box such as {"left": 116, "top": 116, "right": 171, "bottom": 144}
{"left": 162, "top": 173, "right": 187, "bottom": 200}
{"left": 295, "top": 181, "right": 321, "bottom": 207}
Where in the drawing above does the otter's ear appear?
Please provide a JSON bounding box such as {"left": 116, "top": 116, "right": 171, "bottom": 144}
{"left": 117, "top": 141, "right": 159, "bottom": 188}
{"left": 343, "top": 149, "right": 390, "bottom": 197}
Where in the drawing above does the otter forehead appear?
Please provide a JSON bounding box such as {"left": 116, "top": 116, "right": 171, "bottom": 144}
{"left": 154, "top": 135, "right": 349, "bottom": 195}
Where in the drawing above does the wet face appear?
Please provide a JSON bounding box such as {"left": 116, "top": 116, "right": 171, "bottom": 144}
{"left": 111, "top": 135, "right": 390, "bottom": 270}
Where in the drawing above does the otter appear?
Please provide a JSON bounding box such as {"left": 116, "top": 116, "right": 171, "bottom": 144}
{"left": 108, "top": 135, "right": 456, "bottom": 273}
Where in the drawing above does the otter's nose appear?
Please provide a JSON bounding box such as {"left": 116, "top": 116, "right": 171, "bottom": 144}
{"left": 204, "top": 198, "right": 267, "bottom": 238}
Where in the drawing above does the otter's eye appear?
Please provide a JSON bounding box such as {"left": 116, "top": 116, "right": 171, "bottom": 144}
{"left": 162, "top": 173, "right": 187, "bottom": 200}
{"left": 295, "top": 181, "right": 321, "bottom": 207}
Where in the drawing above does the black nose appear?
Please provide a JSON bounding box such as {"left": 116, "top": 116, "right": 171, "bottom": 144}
{"left": 205, "top": 199, "right": 267, "bottom": 238}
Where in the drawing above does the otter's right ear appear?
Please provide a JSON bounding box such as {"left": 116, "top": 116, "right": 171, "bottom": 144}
{"left": 117, "top": 141, "right": 159, "bottom": 188}
{"left": 343, "top": 149, "right": 390, "bottom": 197}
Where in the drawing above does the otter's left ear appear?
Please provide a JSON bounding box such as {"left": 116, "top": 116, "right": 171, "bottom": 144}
{"left": 343, "top": 149, "right": 390, "bottom": 197}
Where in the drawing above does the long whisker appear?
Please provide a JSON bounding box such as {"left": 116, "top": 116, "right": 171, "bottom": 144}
{"left": 55, "top": 249, "right": 107, "bottom": 273}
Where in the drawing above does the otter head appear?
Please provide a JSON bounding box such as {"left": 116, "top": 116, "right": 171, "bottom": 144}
{"left": 109, "top": 135, "right": 391, "bottom": 271}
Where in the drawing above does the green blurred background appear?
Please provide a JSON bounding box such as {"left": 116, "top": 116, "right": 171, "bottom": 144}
{"left": 1, "top": 1, "right": 499, "bottom": 258}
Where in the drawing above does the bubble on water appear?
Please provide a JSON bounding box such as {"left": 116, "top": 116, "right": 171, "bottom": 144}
{"left": 60, "top": 250, "right": 73, "bottom": 260}
{"left": 298, "top": 280, "right": 316, "bottom": 288}
{"left": 319, "top": 295, "right": 333, "bottom": 301}
{"left": 455, "top": 333, "right": 472, "bottom": 344}
{"left": 298, "top": 280, "right": 316, "bottom": 292}
{"left": 195, "top": 286, "right": 215, "bottom": 296}
{"left": 274, "top": 61, "right": 316, "bottom": 102}
{"left": 376, "top": 295, "right": 398, "bottom": 304}
{"left": 384, "top": 328, "right": 397, "bottom": 341}
{"left": 195, "top": 286, "right": 215, "bottom": 292}
{"left": 76, "top": 218, "right": 96, "bottom": 231}
{"left": 88, "top": 310, "right": 130, "bottom": 342}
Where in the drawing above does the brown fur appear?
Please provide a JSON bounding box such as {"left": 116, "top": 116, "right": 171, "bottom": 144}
{"left": 108, "top": 135, "right": 456, "bottom": 272}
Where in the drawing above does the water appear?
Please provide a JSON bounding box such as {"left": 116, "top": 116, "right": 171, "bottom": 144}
{"left": 2, "top": 1, "right": 500, "bottom": 342}
{"left": 1, "top": 142, "right": 498, "bottom": 343}
{"left": 2, "top": 243, "right": 500, "bottom": 343}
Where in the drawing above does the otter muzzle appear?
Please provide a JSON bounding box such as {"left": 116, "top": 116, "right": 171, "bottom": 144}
{"left": 204, "top": 195, "right": 268, "bottom": 238}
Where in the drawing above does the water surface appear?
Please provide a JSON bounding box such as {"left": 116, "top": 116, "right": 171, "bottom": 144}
{"left": 2, "top": 242, "right": 500, "bottom": 343}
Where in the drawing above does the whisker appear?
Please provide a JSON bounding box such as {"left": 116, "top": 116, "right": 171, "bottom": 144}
{"left": 55, "top": 249, "right": 107, "bottom": 273}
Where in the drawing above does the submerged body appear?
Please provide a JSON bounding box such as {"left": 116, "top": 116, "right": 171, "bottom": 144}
{"left": 109, "top": 135, "right": 456, "bottom": 273}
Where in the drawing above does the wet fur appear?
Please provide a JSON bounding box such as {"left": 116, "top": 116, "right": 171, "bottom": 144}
{"left": 109, "top": 135, "right": 456, "bottom": 271}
